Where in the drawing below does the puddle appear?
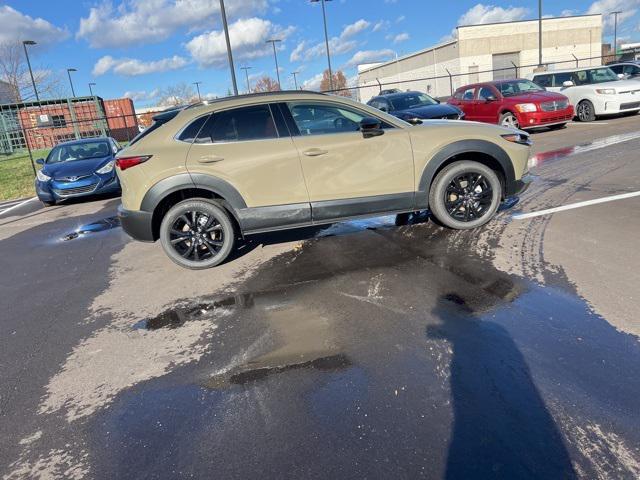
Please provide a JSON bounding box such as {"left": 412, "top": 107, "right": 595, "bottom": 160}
{"left": 62, "top": 216, "right": 120, "bottom": 241}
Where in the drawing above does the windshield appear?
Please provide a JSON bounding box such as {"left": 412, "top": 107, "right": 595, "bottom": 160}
{"left": 389, "top": 93, "right": 438, "bottom": 110}
{"left": 46, "top": 141, "right": 112, "bottom": 164}
{"left": 577, "top": 68, "right": 619, "bottom": 84}
{"left": 498, "top": 80, "right": 545, "bottom": 97}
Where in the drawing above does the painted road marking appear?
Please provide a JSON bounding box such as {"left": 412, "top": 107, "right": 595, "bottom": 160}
{"left": 0, "top": 197, "right": 37, "bottom": 216}
{"left": 513, "top": 191, "right": 640, "bottom": 220}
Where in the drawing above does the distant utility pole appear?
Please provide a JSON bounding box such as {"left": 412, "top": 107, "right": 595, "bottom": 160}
{"left": 88, "top": 82, "right": 96, "bottom": 96}
{"left": 612, "top": 11, "right": 622, "bottom": 56}
{"left": 311, "top": 0, "right": 334, "bottom": 90}
{"left": 265, "top": 39, "right": 282, "bottom": 89}
{"left": 240, "top": 66, "right": 252, "bottom": 92}
{"left": 538, "top": 0, "right": 543, "bottom": 66}
{"left": 291, "top": 71, "right": 300, "bottom": 90}
{"left": 219, "top": 0, "right": 238, "bottom": 95}
{"left": 193, "top": 81, "right": 202, "bottom": 101}
{"left": 22, "top": 40, "right": 39, "bottom": 102}
{"left": 66, "top": 68, "right": 77, "bottom": 97}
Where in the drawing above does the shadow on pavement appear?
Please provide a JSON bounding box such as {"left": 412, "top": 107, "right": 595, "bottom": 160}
{"left": 428, "top": 293, "right": 577, "bottom": 479}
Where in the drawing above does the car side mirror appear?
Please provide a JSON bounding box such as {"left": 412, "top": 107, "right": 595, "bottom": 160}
{"left": 379, "top": 106, "right": 388, "bottom": 112}
{"left": 35, "top": 158, "right": 45, "bottom": 165}
{"left": 405, "top": 117, "right": 423, "bottom": 125}
{"left": 617, "top": 73, "right": 626, "bottom": 79}
{"left": 359, "top": 117, "right": 384, "bottom": 138}
{"left": 562, "top": 80, "right": 574, "bottom": 88}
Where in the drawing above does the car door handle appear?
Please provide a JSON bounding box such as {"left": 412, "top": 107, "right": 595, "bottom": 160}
{"left": 302, "top": 148, "right": 328, "bottom": 157}
{"left": 198, "top": 154, "right": 224, "bottom": 163}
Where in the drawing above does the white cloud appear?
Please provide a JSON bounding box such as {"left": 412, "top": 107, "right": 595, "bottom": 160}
{"left": 393, "top": 32, "right": 410, "bottom": 43}
{"left": 457, "top": 4, "right": 529, "bottom": 26}
{"left": 372, "top": 20, "right": 389, "bottom": 32}
{"left": 93, "top": 55, "right": 189, "bottom": 76}
{"left": 587, "top": 0, "right": 640, "bottom": 34}
{"left": 290, "top": 19, "right": 370, "bottom": 63}
{"left": 344, "top": 49, "right": 395, "bottom": 68}
{"left": 77, "top": 0, "right": 268, "bottom": 48}
{"left": 123, "top": 89, "right": 160, "bottom": 102}
{"left": 0, "top": 5, "right": 68, "bottom": 44}
{"left": 302, "top": 73, "right": 324, "bottom": 91}
{"left": 186, "top": 17, "right": 294, "bottom": 67}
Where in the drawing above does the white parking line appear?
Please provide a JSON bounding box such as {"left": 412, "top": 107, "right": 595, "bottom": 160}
{"left": 0, "top": 197, "right": 37, "bottom": 216}
{"left": 513, "top": 191, "right": 640, "bottom": 220}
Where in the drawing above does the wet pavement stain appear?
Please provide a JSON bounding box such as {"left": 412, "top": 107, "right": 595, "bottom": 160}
{"left": 62, "top": 216, "right": 120, "bottom": 241}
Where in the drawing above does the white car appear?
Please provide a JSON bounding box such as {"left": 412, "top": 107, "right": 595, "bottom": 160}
{"left": 529, "top": 67, "right": 640, "bottom": 121}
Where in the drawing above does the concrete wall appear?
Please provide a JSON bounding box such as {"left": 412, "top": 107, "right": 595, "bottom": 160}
{"left": 356, "top": 15, "right": 603, "bottom": 103}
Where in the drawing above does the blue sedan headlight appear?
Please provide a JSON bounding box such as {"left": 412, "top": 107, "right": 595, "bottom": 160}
{"left": 36, "top": 170, "right": 51, "bottom": 182}
{"left": 96, "top": 160, "right": 115, "bottom": 174}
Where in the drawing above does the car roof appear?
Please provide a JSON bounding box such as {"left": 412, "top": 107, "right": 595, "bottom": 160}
{"left": 53, "top": 137, "right": 113, "bottom": 147}
{"left": 373, "top": 91, "right": 424, "bottom": 99}
{"left": 531, "top": 66, "right": 613, "bottom": 76}
{"left": 185, "top": 90, "right": 327, "bottom": 110}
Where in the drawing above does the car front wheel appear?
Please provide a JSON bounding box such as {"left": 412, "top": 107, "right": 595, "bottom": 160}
{"left": 576, "top": 100, "right": 596, "bottom": 122}
{"left": 499, "top": 112, "right": 520, "bottom": 129}
{"left": 428, "top": 161, "right": 502, "bottom": 230}
{"left": 159, "top": 198, "right": 235, "bottom": 269}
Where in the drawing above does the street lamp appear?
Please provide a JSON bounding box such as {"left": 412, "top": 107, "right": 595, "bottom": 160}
{"left": 240, "top": 66, "right": 252, "bottom": 92}
{"left": 265, "top": 39, "right": 282, "bottom": 89}
{"left": 66, "top": 68, "right": 77, "bottom": 97}
{"left": 310, "top": 0, "right": 334, "bottom": 90}
{"left": 88, "top": 82, "right": 96, "bottom": 96}
{"left": 193, "top": 81, "right": 202, "bottom": 101}
{"left": 538, "top": 0, "right": 543, "bottom": 66}
{"left": 219, "top": 0, "right": 238, "bottom": 96}
{"left": 612, "top": 11, "right": 622, "bottom": 57}
{"left": 22, "top": 40, "right": 39, "bottom": 102}
{"left": 291, "top": 71, "right": 300, "bottom": 90}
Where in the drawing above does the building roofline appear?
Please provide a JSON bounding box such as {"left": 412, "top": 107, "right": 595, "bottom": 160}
{"left": 457, "top": 13, "right": 602, "bottom": 30}
{"left": 357, "top": 39, "right": 458, "bottom": 75}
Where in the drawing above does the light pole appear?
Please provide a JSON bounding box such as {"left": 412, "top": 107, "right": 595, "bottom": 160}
{"left": 88, "top": 82, "right": 96, "bottom": 96}
{"left": 311, "top": 0, "right": 334, "bottom": 90}
{"left": 240, "top": 66, "right": 252, "bottom": 92}
{"left": 22, "top": 40, "right": 39, "bottom": 102}
{"left": 538, "top": 0, "right": 543, "bottom": 66}
{"left": 219, "top": 0, "right": 238, "bottom": 95}
{"left": 66, "top": 68, "right": 77, "bottom": 97}
{"left": 265, "top": 39, "right": 282, "bottom": 89}
{"left": 612, "top": 11, "right": 622, "bottom": 57}
{"left": 291, "top": 71, "right": 300, "bottom": 90}
{"left": 193, "top": 81, "right": 202, "bottom": 101}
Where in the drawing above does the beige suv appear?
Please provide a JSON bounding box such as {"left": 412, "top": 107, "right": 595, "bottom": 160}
{"left": 116, "top": 91, "right": 531, "bottom": 269}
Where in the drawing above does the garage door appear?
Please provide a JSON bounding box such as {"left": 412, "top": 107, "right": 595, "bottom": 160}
{"left": 492, "top": 52, "right": 520, "bottom": 80}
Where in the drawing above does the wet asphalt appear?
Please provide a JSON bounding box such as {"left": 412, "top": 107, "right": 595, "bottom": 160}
{"left": 1, "top": 120, "right": 640, "bottom": 479}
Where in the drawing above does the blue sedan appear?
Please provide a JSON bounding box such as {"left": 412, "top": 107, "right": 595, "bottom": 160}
{"left": 35, "top": 137, "right": 121, "bottom": 206}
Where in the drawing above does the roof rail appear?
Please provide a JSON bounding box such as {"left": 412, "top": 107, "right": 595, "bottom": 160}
{"left": 185, "top": 90, "right": 326, "bottom": 109}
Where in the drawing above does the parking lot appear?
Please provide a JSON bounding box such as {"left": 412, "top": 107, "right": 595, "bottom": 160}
{"left": 1, "top": 115, "right": 640, "bottom": 479}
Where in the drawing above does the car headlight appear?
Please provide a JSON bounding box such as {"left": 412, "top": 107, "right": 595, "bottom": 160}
{"left": 595, "top": 88, "right": 616, "bottom": 95}
{"left": 96, "top": 160, "right": 115, "bottom": 174}
{"left": 36, "top": 170, "right": 51, "bottom": 182}
{"left": 514, "top": 103, "right": 537, "bottom": 113}
{"left": 502, "top": 133, "right": 531, "bottom": 146}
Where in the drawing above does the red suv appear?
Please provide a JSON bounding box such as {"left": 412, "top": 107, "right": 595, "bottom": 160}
{"left": 448, "top": 79, "right": 574, "bottom": 130}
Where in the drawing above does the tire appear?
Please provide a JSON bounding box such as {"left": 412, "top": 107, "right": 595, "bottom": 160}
{"left": 499, "top": 112, "right": 520, "bottom": 129}
{"left": 428, "top": 161, "right": 502, "bottom": 230}
{"left": 159, "top": 198, "right": 235, "bottom": 270}
{"left": 40, "top": 199, "right": 56, "bottom": 207}
{"left": 547, "top": 123, "right": 567, "bottom": 130}
{"left": 576, "top": 100, "right": 596, "bottom": 122}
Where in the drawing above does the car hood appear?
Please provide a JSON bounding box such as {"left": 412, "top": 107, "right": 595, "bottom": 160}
{"left": 503, "top": 91, "right": 568, "bottom": 102}
{"left": 43, "top": 156, "right": 113, "bottom": 179}
{"left": 394, "top": 104, "right": 462, "bottom": 119}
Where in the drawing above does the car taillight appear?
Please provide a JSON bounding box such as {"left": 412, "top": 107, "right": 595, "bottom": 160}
{"left": 116, "top": 155, "right": 152, "bottom": 171}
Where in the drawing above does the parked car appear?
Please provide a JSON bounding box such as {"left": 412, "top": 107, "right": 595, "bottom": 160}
{"left": 367, "top": 91, "right": 464, "bottom": 124}
{"left": 448, "top": 79, "right": 573, "bottom": 130}
{"left": 116, "top": 91, "right": 531, "bottom": 269}
{"left": 529, "top": 67, "right": 640, "bottom": 121}
{"left": 35, "top": 137, "right": 121, "bottom": 206}
{"left": 378, "top": 88, "right": 402, "bottom": 95}
{"left": 607, "top": 62, "right": 640, "bottom": 79}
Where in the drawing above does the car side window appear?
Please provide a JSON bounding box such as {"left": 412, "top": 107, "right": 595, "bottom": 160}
{"left": 551, "top": 72, "right": 572, "bottom": 87}
{"left": 624, "top": 65, "right": 639, "bottom": 75}
{"left": 453, "top": 89, "right": 465, "bottom": 100}
{"left": 533, "top": 75, "right": 551, "bottom": 88}
{"left": 462, "top": 88, "right": 475, "bottom": 101}
{"left": 178, "top": 115, "right": 210, "bottom": 142}
{"left": 609, "top": 65, "right": 622, "bottom": 74}
{"left": 195, "top": 105, "right": 278, "bottom": 143}
{"left": 478, "top": 87, "right": 496, "bottom": 100}
{"left": 288, "top": 102, "right": 392, "bottom": 136}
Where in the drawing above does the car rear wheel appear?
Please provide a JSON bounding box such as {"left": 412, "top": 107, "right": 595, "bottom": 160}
{"left": 429, "top": 161, "right": 502, "bottom": 230}
{"left": 499, "top": 112, "right": 520, "bottom": 129}
{"left": 576, "top": 100, "right": 596, "bottom": 122}
{"left": 159, "top": 198, "right": 235, "bottom": 270}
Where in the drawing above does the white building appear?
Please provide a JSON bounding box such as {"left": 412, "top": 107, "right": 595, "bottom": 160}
{"left": 357, "top": 14, "right": 603, "bottom": 102}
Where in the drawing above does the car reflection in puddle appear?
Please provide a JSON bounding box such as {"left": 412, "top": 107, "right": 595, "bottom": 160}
{"left": 62, "top": 215, "right": 121, "bottom": 241}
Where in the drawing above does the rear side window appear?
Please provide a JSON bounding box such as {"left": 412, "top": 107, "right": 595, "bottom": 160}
{"left": 552, "top": 72, "right": 573, "bottom": 86}
{"left": 195, "top": 105, "right": 278, "bottom": 143}
{"left": 478, "top": 87, "right": 496, "bottom": 100}
{"left": 533, "top": 75, "right": 551, "bottom": 87}
{"left": 178, "top": 115, "right": 210, "bottom": 142}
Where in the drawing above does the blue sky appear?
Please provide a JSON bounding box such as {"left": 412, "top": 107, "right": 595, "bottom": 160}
{"left": 3, "top": 0, "right": 639, "bottom": 107}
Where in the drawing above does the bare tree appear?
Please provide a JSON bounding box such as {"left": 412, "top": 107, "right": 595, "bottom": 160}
{"left": 0, "top": 41, "right": 64, "bottom": 102}
{"left": 252, "top": 76, "right": 280, "bottom": 93}
{"left": 320, "top": 69, "right": 352, "bottom": 97}
{"left": 156, "top": 82, "right": 198, "bottom": 106}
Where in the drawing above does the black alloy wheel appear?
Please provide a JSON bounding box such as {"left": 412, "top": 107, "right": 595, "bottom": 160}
{"left": 577, "top": 100, "right": 596, "bottom": 122}
{"left": 444, "top": 172, "right": 494, "bottom": 222}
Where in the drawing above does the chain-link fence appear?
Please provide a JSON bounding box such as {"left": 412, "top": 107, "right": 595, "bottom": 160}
{"left": 0, "top": 96, "right": 139, "bottom": 201}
